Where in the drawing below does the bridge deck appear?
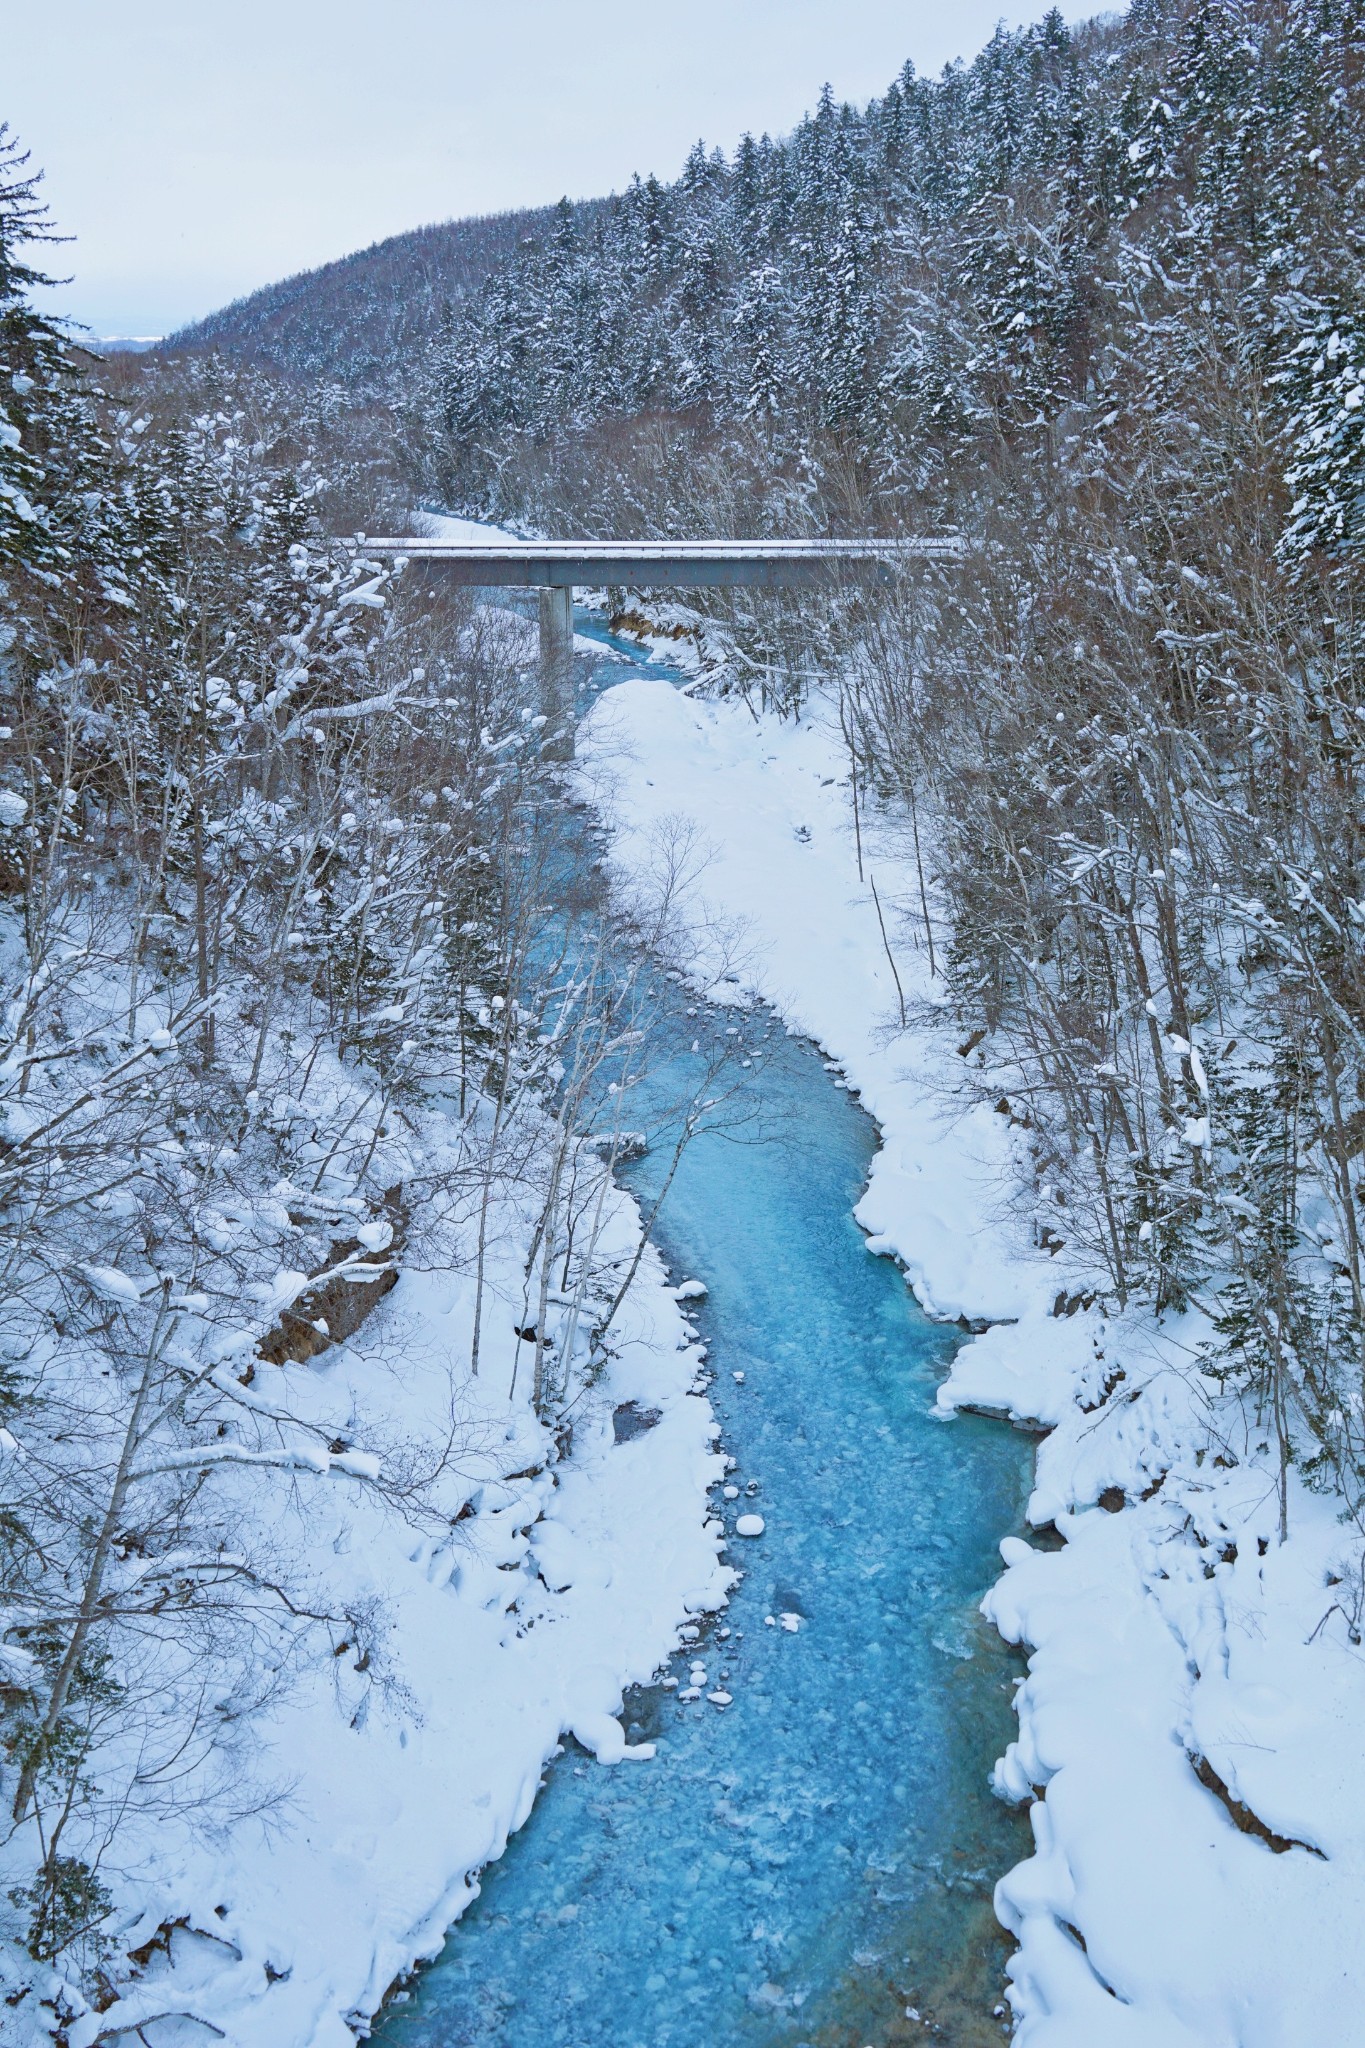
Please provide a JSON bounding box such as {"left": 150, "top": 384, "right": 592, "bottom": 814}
{"left": 362, "top": 536, "right": 958, "bottom": 589}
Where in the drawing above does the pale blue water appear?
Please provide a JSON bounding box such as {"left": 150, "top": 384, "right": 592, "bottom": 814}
{"left": 375, "top": 620, "right": 1033, "bottom": 2047}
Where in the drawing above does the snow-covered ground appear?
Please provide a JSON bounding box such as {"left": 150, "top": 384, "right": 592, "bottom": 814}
{"left": 413, "top": 514, "right": 520, "bottom": 545}
{"left": 578, "top": 673, "right": 1365, "bottom": 2048}
{"left": 2, "top": 1063, "right": 730, "bottom": 2048}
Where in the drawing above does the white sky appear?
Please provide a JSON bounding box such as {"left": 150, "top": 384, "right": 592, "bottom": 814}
{"left": 9, "top": 1, "right": 1119, "bottom": 338}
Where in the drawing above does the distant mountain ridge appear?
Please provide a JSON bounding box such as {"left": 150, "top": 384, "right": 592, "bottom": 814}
{"left": 166, "top": 203, "right": 602, "bottom": 390}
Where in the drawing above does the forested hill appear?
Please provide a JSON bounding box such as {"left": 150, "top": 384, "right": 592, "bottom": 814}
{"left": 175, "top": 1, "right": 1365, "bottom": 563}
{"left": 166, "top": 202, "right": 600, "bottom": 388}
{"left": 408, "top": 0, "right": 1364, "bottom": 543}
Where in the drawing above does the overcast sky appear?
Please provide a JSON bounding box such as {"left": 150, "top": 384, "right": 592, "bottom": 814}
{"left": 10, "top": 1, "right": 1118, "bottom": 339}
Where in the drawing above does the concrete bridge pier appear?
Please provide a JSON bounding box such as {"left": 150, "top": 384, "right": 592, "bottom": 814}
{"left": 538, "top": 584, "right": 575, "bottom": 760}
{"left": 362, "top": 538, "right": 966, "bottom": 764}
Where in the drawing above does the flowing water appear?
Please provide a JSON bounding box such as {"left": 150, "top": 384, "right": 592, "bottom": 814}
{"left": 375, "top": 622, "right": 1034, "bottom": 2047}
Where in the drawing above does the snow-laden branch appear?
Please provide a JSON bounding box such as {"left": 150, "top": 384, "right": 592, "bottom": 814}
{"left": 251, "top": 1255, "right": 395, "bottom": 1321}
{"left": 128, "top": 1442, "right": 382, "bottom": 1484}
{"left": 277, "top": 683, "right": 411, "bottom": 745}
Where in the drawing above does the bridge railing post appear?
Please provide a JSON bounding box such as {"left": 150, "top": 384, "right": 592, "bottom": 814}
{"left": 538, "top": 584, "right": 574, "bottom": 761}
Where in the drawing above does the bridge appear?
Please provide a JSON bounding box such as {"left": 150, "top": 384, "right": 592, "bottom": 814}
{"left": 361, "top": 536, "right": 960, "bottom": 756}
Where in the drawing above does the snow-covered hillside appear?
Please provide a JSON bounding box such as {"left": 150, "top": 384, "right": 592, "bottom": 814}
{"left": 0, "top": 324, "right": 735, "bottom": 2041}
{"left": 0, "top": 1076, "right": 728, "bottom": 2047}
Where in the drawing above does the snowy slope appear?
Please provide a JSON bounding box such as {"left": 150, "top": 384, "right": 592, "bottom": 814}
{"left": 1, "top": 1095, "right": 730, "bottom": 2048}
{"left": 578, "top": 675, "right": 1365, "bottom": 2048}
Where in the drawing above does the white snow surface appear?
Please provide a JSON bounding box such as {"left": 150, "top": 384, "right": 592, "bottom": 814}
{"left": 3, "top": 1111, "right": 730, "bottom": 2046}
{"left": 415, "top": 512, "right": 521, "bottom": 545}
{"left": 578, "top": 675, "right": 1365, "bottom": 2048}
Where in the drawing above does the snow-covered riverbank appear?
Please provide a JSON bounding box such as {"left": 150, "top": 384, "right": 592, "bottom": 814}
{"left": 579, "top": 672, "right": 1365, "bottom": 2048}
{"left": 2, "top": 1108, "right": 729, "bottom": 2048}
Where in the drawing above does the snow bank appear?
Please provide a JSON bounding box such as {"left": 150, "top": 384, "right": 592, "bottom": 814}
{"left": 578, "top": 675, "right": 1365, "bottom": 2047}
{"left": 3, "top": 1105, "right": 729, "bottom": 2048}
{"left": 415, "top": 512, "right": 520, "bottom": 544}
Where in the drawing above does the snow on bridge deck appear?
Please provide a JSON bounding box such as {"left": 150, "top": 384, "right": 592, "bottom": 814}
{"left": 359, "top": 535, "right": 960, "bottom": 589}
